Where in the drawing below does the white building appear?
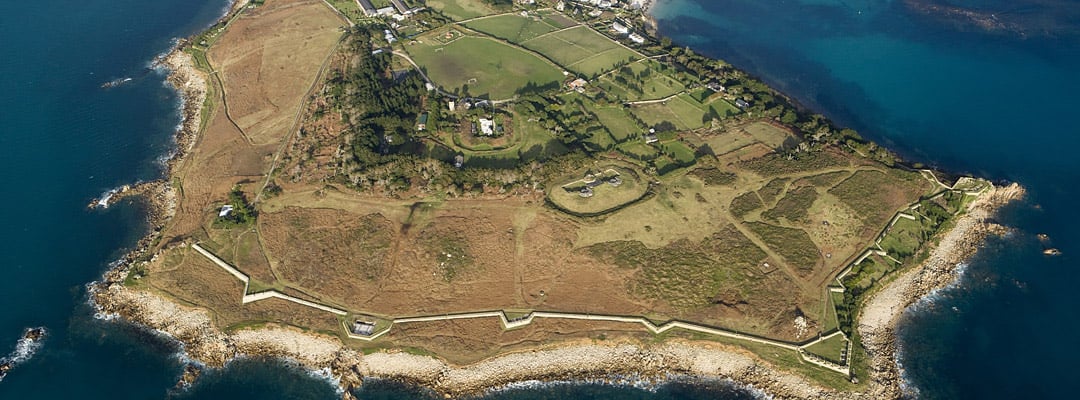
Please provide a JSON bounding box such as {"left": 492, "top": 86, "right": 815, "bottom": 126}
{"left": 478, "top": 118, "right": 495, "bottom": 136}
{"left": 628, "top": 33, "right": 646, "bottom": 44}
{"left": 612, "top": 22, "right": 629, "bottom": 35}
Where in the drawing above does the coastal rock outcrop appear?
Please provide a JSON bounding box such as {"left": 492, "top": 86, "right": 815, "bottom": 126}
{"left": 858, "top": 183, "right": 1025, "bottom": 398}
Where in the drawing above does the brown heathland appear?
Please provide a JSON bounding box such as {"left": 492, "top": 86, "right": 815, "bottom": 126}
{"left": 135, "top": 0, "right": 938, "bottom": 373}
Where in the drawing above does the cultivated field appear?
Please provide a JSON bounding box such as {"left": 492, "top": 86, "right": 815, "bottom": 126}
{"left": 521, "top": 26, "right": 641, "bottom": 76}
{"left": 406, "top": 33, "right": 563, "bottom": 99}
{"left": 465, "top": 14, "right": 563, "bottom": 43}
{"left": 597, "top": 59, "right": 687, "bottom": 101}
{"left": 425, "top": 0, "right": 504, "bottom": 21}
{"left": 592, "top": 106, "right": 645, "bottom": 142}
{"left": 631, "top": 92, "right": 739, "bottom": 132}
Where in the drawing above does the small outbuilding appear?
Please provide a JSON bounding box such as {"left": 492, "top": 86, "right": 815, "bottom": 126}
{"left": 351, "top": 320, "right": 376, "bottom": 336}
{"left": 417, "top": 113, "right": 429, "bottom": 131}
{"left": 568, "top": 78, "right": 588, "bottom": 93}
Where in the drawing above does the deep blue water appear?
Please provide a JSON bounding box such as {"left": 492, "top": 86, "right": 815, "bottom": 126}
{"left": 0, "top": 0, "right": 1075, "bottom": 399}
{"left": 653, "top": 0, "right": 1080, "bottom": 398}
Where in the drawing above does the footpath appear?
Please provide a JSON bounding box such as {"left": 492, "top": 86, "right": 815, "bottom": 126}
{"left": 189, "top": 243, "right": 850, "bottom": 375}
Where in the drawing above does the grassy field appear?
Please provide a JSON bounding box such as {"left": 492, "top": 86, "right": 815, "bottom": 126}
{"left": 603, "top": 60, "right": 687, "bottom": 101}
{"left": 630, "top": 94, "right": 724, "bottom": 131}
{"left": 426, "top": 0, "right": 503, "bottom": 20}
{"left": 878, "top": 216, "right": 928, "bottom": 259}
{"left": 708, "top": 98, "right": 741, "bottom": 118}
{"left": 631, "top": 101, "right": 694, "bottom": 131}
{"left": 617, "top": 141, "right": 660, "bottom": 160}
{"left": 592, "top": 106, "right": 644, "bottom": 142}
{"left": 537, "top": 10, "right": 577, "bottom": 28}
{"left": 660, "top": 141, "right": 696, "bottom": 164}
{"left": 521, "top": 26, "right": 640, "bottom": 75}
{"left": 466, "top": 14, "right": 561, "bottom": 43}
{"left": 325, "top": 0, "right": 364, "bottom": 23}
{"left": 804, "top": 334, "right": 848, "bottom": 364}
{"left": 547, "top": 166, "right": 648, "bottom": 215}
{"left": 406, "top": 35, "right": 563, "bottom": 99}
{"left": 700, "top": 128, "right": 756, "bottom": 155}
{"left": 744, "top": 122, "right": 794, "bottom": 149}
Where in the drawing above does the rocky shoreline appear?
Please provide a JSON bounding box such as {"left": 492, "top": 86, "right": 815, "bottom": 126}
{"left": 91, "top": 180, "right": 1025, "bottom": 399}
{"left": 87, "top": 0, "right": 1028, "bottom": 397}
{"left": 856, "top": 182, "right": 1025, "bottom": 398}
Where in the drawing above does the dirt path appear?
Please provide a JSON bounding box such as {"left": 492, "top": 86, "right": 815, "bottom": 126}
{"left": 624, "top": 91, "right": 685, "bottom": 105}
{"left": 254, "top": 30, "right": 349, "bottom": 203}
{"left": 187, "top": 241, "right": 847, "bottom": 369}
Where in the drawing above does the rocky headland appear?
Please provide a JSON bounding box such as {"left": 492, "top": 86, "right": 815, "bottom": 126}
{"left": 87, "top": 0, "right": 1028, "bottom": 397}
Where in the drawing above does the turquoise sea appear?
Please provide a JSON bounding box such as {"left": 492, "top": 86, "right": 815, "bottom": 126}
{"left": 0, "top": 0, "right": 1075, "bottom": 398}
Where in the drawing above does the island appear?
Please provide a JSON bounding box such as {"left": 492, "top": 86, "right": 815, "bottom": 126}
{"left": 91, "top": 0, "right": 1025, "bottom": 398}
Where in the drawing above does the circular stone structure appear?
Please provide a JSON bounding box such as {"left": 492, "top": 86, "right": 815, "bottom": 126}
{"left": 546, "top": 165, "right": 649, "bottom": 216}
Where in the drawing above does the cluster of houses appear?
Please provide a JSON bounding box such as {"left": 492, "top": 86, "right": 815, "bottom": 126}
{"left": 357, "top": 0, "right": 424, "bottom": 20}
{"left": 443, "top": 98, "right": 505, "bottom": 137}
{"left": 610, "top": 20, "right": 646, "bottom": 44}
{"left": 556, "top": 0, "right": 648, "bottom": 14}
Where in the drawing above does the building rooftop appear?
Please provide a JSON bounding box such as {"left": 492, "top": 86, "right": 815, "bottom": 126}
{"left": 357, "top": 0, "right": 377, "bottom": 16}
{"left": 352, "top": 320, "right": 376, "bottom": 336}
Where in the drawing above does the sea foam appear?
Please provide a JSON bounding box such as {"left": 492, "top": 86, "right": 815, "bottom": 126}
{"left": 0, "top": 327, "right": 47, "bottom": 382}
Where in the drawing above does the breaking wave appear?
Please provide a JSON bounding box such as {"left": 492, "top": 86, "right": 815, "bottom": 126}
{"left": 0, "top": 327, "right": 47, "bottom": 382}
